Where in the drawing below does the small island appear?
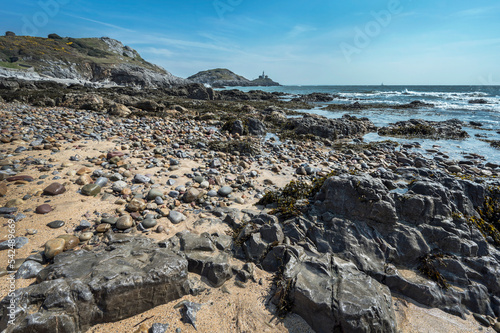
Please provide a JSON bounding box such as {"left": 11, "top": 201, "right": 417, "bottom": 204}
{"left": 188, "top": 68, "right": 280, "bottom": 88}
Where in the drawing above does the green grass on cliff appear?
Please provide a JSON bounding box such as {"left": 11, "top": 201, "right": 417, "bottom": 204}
{"left": 0, "top": 35, "right": 163, "bottom": 73}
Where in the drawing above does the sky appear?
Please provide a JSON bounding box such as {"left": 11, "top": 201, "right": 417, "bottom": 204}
{"left": 1, "top": 0, "right": 500, "bottom": 85}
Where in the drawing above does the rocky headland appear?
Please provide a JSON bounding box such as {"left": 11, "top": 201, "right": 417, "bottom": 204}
{"left": 189, "top": 68, "right": 280, "bottom": 88}
{"left": 0, "top": 79, "right": 500, "bottom": 333}
{"left": 0, "top": 34, "right": 187, "bottom": 88}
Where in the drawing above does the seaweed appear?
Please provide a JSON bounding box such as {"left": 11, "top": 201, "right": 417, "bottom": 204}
{"left": 467, "top": 186, "right": 500, "bottom": 247}
{"left": 378, "top": 124, "right": 436, "bottom": 137}
{"left": 418, "top": 253, "right": 450, "bottom": 290}
{"left": 272, "top": 256, "right": 296, "bottom": 318}
{"left": 258, "top": 170, "right": 337, "bottom": 218}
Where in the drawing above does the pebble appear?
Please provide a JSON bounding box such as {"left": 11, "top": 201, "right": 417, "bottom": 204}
{"left": 76, "top": 167, "right": 92, "bottom": 175}
{"left": 0, "top": 207, "right": 18, "bottom": 214}
{"left": 101, "top": 217, "right": 118, "bottom": 225}
{"left": 35, "top": 204, "right": 53, "bottom": 214}
{"left": 81, "top": 184, "right": 102, "bottom": 196}
{"left": 168, "top": 190, "right": 180, "bottom": 198}
{"left": 218, "top": 186, "right": 233, "bottom": 197}
{"left": 6, "top": 198, "right": 23, "bottom": 207}
{"left": 112, "top": 180, "right": 128, "bottom": 192}
{"left": 168, "top": 210, "right": 186, "bottom": 224}
{"left": 57, "top": 235, "right": 80, "bottom": 250}
{"left": 150, "top": 323, "right": 170, "bottom": 333}
{"left": 116, "top": 215, "right": 133, "bottom": 230}
{"left": 44, "top": 238, "right": 66, "bottom": 259}
{"left": 96, "top": 223, "right": 111, "bottom": 233}
{"left": 80, "top": 220, "right": 92, "bottom": 228}
{"left": 147, "top": 188, "right": 164, "bottom": 201}
{"left": 79, "top": 232, "right": 93, "bottom": 241}
{"left": 141, "top": 218, "right": 157, "bottom": 229}
{"left": 94, "top": 177, "right": 109, "bottom": 187}
{"left": 127, "top": 198, "right": 146, "bottom": 212}
{"left": 6, "top": 175, "right": 33, "bottom": 182}
{"left": 447, "top": 165, "right": 462, "bottom": 173}
{"left": 133, "top": 174, "right": 150, "bottom": 184}
{"left": 43, "top": 182, "right": 66, "bottom": 195}
{"left": 184, "top": 188, "right": 201, "bottom": 203}
{"left": 75, "top": 174, "right": 93, "bottom": 185}
{"left": 47, "top": 220, "right": 65, "bottom": 229}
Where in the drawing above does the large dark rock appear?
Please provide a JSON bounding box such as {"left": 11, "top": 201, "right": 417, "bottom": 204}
{"left": 0, "top": 236, "right": 189, "bottom": 333}
{"left": 285, "top": 113, "right": 376, "bottom": 140}
{"left": 247, "top": 118, "right": 266, "bottom": 136}
{"left": 378, "top": 119, "right": 469, "bottom": 139}
{"left": 162, "top": 231, "right": 233, "bottom": 288}
{"left": 277, "top": 246, "right": 397, "bottom": 333}
{"left": 304, "top": 172, "right": 500, "bottom": 317}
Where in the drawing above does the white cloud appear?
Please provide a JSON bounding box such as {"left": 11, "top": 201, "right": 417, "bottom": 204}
{"left": 63, "top": 14, "right": 136, "bottom": 33}
{"left": 286, "top": 24, "right": 316, "bottom": 38}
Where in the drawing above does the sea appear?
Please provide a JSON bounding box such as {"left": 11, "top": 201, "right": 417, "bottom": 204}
{"left": 221, "top": 85, "right": 500, "bottom": 164}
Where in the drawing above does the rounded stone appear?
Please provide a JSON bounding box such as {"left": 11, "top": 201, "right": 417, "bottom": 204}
{"left": 75, "top": 174, "right": 93, "bottom": 185}
{"left": 101, "top": 217, "right": 118, "bottom": 225}
{"left": 96, "top": 223, "right": 111, "bottom": 233}
{"left": 94, "top": 177, "right": 109, "bottom": 187}
{"left": 168, "top": 190, "right": 180, "bottom": 198}
{"left": 35, "top": 204, "right": 53, "bottom": 214}
{"left": 112, "top": 181, "right": 127, "bottom": 192}
{"left": 116, "top": 215, "right": 133, "bottom": 230}
{"left": 57, "top": 235, "right": 79, "bottom": 250}
{"left": 81, "top": 184, "right": 101, "bottom": 196}
{"left": 43, "top": 182, "right": 66, "bottom": 196}
{"left": 207, "top": 190, "right": 218, "bottom": 197}
{"left": 183, "top": 188, "right": 201, "bottom": 203}
{"left": 79, "top": 232, "right": 93, "bottom": 241}
{"left": 218, "top": 186, "right": 233, "bottom": 197}
{"left": 141, "top": 218, "right": 157, "bottom": 229}
{"left": 168, "top": 210, "right": 186, "bottom": 224}
{"left": 5, "top": 198, "right": 23, "bottom": 207}
{"left": 44, "top": 238, "right": 66, "bottom": 259}
{"left": 47, "top": 220, "right": 65, "bottom": 229}
{"left": 127, "top": 198, "right": 146, "bottom": 212}
{"left": 147, "top": 188, "right": 164, "bottom": 201}
{"left": 133, "top": 174, "right": 150, "bottom": 184}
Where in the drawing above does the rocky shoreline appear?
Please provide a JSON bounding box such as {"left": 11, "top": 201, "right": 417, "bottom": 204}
{"left": 1, "top": 81, "right": 500, "bottom": 333}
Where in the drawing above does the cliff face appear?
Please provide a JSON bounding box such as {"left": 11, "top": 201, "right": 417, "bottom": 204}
{"left": 188, "top": 68, "right": 280, "bottom": 87}
{"left": 0, "top": 35, "right": 187, "bottom": 88}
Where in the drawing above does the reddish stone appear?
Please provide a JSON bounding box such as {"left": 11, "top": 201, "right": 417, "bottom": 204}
{"left": 43, "top": 183, "right": 66, "bottom": 196}
{"left": 107, "top": 151, "right": 124, "bottom": 159}
{"left": 6, "top": 175, "right": 34, "bottom": 182}
{"left": 129, "top": 212, "right": 141, "bottom": 220}
{"left": 36, "top": 204, "right": 53, "bottom": 214}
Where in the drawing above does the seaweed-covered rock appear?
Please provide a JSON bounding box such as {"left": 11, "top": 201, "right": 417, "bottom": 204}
{"left": 378, "top": 119, "right": 469, "bottom": 139}
{"left": 285, "top": 113, "right": 376, "bottom": 140}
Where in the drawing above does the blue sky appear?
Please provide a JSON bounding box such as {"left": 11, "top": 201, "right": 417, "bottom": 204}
{"left": 1, "top": 0, "right": 500, "bottom": 85}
